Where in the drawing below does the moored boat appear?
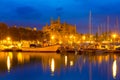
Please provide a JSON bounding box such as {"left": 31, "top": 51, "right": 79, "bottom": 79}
{"left": 21, "top": 45, "right": 60, "bottom": 52}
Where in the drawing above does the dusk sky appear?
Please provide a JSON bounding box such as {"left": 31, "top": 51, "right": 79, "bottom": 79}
{"left": 0, "top": 0, "right": 120, "bottom": 33}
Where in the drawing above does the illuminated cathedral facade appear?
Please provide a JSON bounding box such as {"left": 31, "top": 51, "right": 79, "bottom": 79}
{"left": 42, "top": 17, "right": 77, "bottom": 44}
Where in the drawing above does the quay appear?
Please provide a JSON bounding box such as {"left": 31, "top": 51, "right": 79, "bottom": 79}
{"left": 0, "top": 45, "right": 60, "bottom": 53}
{"left": 1, "top": 47, "right": 120, "bottom": 54}
{"left": 1, "top": 42, "right": 120, "bottom": 54}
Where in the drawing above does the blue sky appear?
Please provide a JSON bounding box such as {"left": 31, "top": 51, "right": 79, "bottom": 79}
{"left": 0, "top": 0, "right": 120, "bottom": 33}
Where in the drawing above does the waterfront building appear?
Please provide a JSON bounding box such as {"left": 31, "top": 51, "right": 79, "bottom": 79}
{"left": 42, "top": 17, "right": 77, "bottom": 44}
{"left": 33, "top": 27, "right": 37, "bottom": 31}
{"left": 25, "top": 27, "right": 37, "bottom": 31}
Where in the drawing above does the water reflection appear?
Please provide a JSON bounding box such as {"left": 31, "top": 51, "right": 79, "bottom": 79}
{"left": 51, "top": 58, "right": 55, "bottom": 73}
{"left": 7, "top": 52, "right": 13, "bottom": 72}
{"left": 112, "top": 60, "right": 117, "bottom": 79}
{"left": 70, "top": 61, "right": 74, "bottom": 66}
{"left": 0, "top": 52, "right": 120, "bottom": 80}
{"left": 7, "top": 56, "right": 10, "bottom": 72}
{"left": 17, "top": 53, "right": 24, "bottom": 63}
{"left": 17, "top": 52, "right": 30, "bottom": 64}
{"left": 8, "top": 52, "right": 13, "bottom": 60}
{"left": 65, "top": 56, "right": 67, "bottom": 66}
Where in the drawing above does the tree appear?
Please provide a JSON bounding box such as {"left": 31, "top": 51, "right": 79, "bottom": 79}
{"left": 8, "top": 27, "right": 20, "bottom": 41}
{"left": 0, "top": 23, "right": 8, "bottom": 40}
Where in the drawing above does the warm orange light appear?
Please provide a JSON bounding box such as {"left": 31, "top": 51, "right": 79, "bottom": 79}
{"left": 98, "top": 56, "right": 102, "bottom": 64}
{"left": 77, "top": 41, "right": 80, "bottom": 44}
{"left": 70, "top": 35, "right": 73, "bottom": 39}
{"left": 59, "top": 41, "right": 62, "bottom": 44}
{"left": 70, "top": 61, "right": 74, "bottom": 66}
{"left": 112, "top": 34, "right": 117, "bottom": 39}
{"left": 7, "top": 37, "right": 11, "bottom": 41}
{"left": 65, "top": 56, "right": 67, "bottom": 66}
{"left": 8, "top": 52, "right": 13, "bottom": 59}
{"left": 17, "top": 53, "right": 24, "bottom": 63}
{"left": 112, "top": 60, "right": 117, "bottom": 79}
{"left": 82, "top": 35, "right": 86, "bottom": 40}
{"left": 51, "top": 35, "right": 55, "bottom": 40}
{"left": 7, "top": 56, "right": 11, "bottom": 72}
{"left": 18, "top": 43, "right": 22, "bottom": 48}
{"left": 51, "top": 58, "right": 55, "bottom": 73}
{"left": 65, "top": 35, "right": 67, "bottom": 38}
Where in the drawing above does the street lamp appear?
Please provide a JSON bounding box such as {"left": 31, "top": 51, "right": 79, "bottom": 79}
{"left": 70, "top": 35, "right": 73, "bottom": 39}
{"left": 51, "top": 35, "right": 55, "bottom": 40}
{"left": 51, "top": 35, "right": 55, "bottom": 45}
{"left": 112, "top": 34, "right": 117, "bottom": 49}
{"left": 82, "top": 35, "right": 86, "bottom": 43}
{"left": 7, "top": 37, "right": 11, "bottom": 41}
{"left": 112, "top": 34, "right": 117, "bottom": 43}
{"left": 82, "top": 35, "right": 86, "bottom": 41}
{"left": 6, "top": 37, "right": 12, "bottom": 44}
{"left": 112, "top": 34, "right": 117, "bottom": 39}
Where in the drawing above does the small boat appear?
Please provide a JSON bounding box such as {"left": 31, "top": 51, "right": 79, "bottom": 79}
{"left": 22, "top": 45, "right": 60, "bottom": 52}
{"left": 0, "top": 44, "right": 22, "bottom": 52}
{"left": 56, "top": 45, "right": 83, "bottom": 54}
{"left": 95, "top": 49, "right": 108, "bottom": 54}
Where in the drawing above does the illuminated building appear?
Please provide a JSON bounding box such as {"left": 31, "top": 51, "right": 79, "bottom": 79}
{"left": 33, "top": 27, "right": 37, "bottom": 31}
{"left": 43, "top": 17, "right": 76, "bottom": 34}
{"left": 42, "top": 17, "right": 77, "bottom": 44}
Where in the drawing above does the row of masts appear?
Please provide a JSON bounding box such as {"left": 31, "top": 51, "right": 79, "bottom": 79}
{"left": 88, "top": 11, "right": 119, "bottom": 36}
{"left": 89, "top": 11, "right": 92, "bottom": 35}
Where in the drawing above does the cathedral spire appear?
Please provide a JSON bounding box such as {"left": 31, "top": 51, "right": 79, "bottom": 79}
{"left": 50, "top": 17, "right": 53, "bottom": 24}
{"left": 58, "top": 16, "right": 60, "bottom": 24}
{"left": 46, "top": 23, "right": 48, "bottom": 27}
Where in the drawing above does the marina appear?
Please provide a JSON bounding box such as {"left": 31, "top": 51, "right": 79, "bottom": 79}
{"left": 0, "top": 52, "right": 120, "bottom": 80}
{"left": 0, "top": 0, "right": 120, "bottom": 79}
{"left": 0, "top": 16, "right": 120, "bottom": 54}
{"left": 1, "top": 43, "right": 120, "bottom": 54}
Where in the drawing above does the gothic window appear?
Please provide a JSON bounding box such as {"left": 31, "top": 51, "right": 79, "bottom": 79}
{"left": 61, "top": 26, "right": 63, "bottom": 28}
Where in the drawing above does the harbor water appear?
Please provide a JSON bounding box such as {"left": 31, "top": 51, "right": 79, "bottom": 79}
{"left": 0, "top": 52, "right": 120, "bottom": 80}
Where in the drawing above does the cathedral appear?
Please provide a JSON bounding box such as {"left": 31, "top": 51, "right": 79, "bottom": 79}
{"left": 42, "top": 17, "right": 76, "bottom": 34}
{"left": 42, "top": 17, "right": 77, "bottom": 44}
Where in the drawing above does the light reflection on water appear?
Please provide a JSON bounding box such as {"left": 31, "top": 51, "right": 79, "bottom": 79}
{"left": 0, "top": 52, "right": 120, "bottom": 80}
{"left": 65, "top": 56, "right": 67, "bottom": 66}
{"left": 50, "top": 58, "right": 55, "bottom": 76}
{"left": 112, "top": 60, "right": 117, "bottom": 79}
{"left": 7, "top": 56, "right": 10, "bottom": 72}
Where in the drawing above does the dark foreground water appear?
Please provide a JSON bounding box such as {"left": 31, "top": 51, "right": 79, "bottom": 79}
{"left": 0, "top": 52, "right": 120, "bottom": 80}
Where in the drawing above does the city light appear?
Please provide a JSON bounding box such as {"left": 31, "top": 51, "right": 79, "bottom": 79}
{"left": 51, "top": 58, "right": 55, "bottom": 73}
{"left": 6, "top": 37, "right": 11, "bottom": 41}
{"left": 51, "top": 35, "right": 55, "bottom": 40}
{"left": 112, "top": 34, "right": 117, "bottom": 39}
{"left": 17, "top": 53, "right": 24, "bottom": 63}
{"left": 7, "top": 56, "right": 11, "bottom": 72}
{"left": 17, "top": 43, "right": 22, "bottom": 49}
{"left": 82, "top": 35, "right": 86, "bottom": 40}
{"left": 70, "top": 35, "right": 73, "bottom": 39}
{"left": 65, "top": 56, "right": 67, "bottom": 66}
{"left": 112, "top": 60, "right": 117, "bottom": 79}
{"left": 59, "top": 40, "right": 62, "bottom": 44}
{"left": 70, "top": 61, "right": 74, "bottom": 66}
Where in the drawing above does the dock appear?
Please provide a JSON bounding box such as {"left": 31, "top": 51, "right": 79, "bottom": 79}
{"left": 0, "top": 45, "right": 60, "bottom": 53}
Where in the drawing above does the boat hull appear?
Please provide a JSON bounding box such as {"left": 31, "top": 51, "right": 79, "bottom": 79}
{"left": 21, "top": 45, "right": 60, "bottom": 52}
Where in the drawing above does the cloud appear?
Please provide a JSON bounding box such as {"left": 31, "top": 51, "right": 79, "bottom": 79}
{"left": 56, "top": 7, "right": 64, "bottom": 16}
{"left": 15, "top": 6, "right": 42, "bottom": 20}
{"left": 16, "top": 6, "right": 35, "bottom": 14}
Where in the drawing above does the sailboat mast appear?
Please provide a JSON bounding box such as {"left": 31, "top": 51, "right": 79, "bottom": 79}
{"left": 89, "top": 11, "right": 92, "bottom": 35}
{"left": 107, "top": 16, "right": 109, "bottom": 34}
{"left": 116, "top": 16, "right": 119, "bottom": 34}
{"left": 107, "top": 16, "right": 109, "bottom": 40}
{"left": 98, "top": 25, "right": 100, "bottom": 36}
